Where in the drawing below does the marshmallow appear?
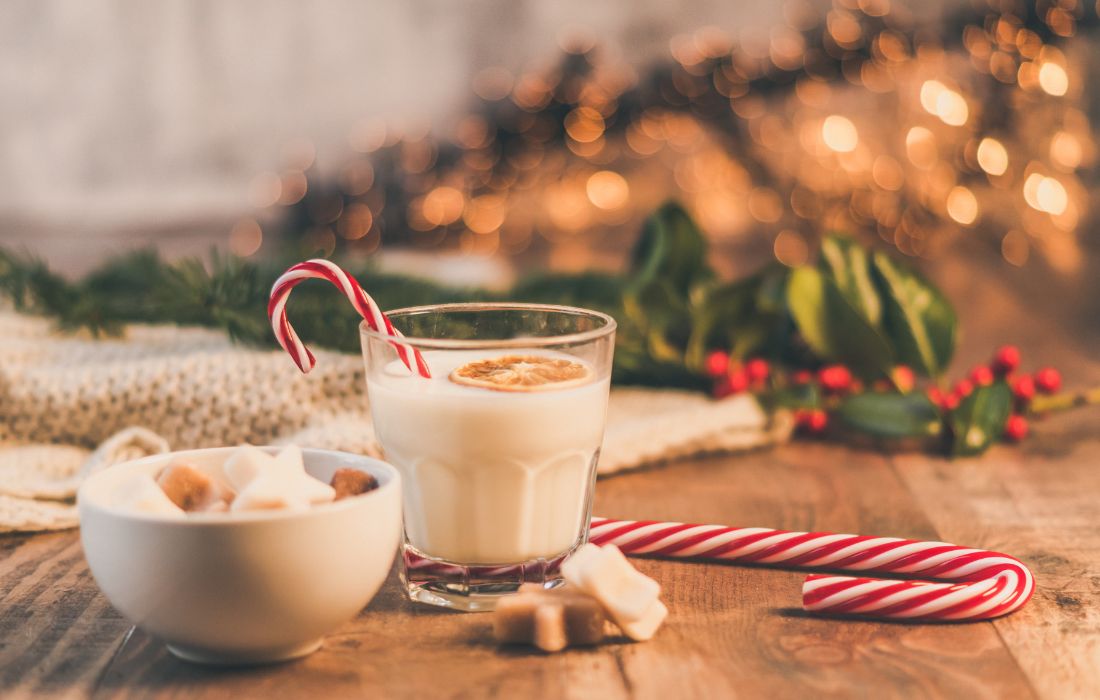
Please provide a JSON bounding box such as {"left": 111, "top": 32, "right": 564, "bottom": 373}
{"left": 229, "top": 445, "right": 335, "bottom": 512}
{"left": 114, "top": 474, "right": 186, "bottom": 518}
{"left": 616, "top": 599, "right": 668, "bottom": 642}
{"left": 231, "top": 478, "right": 310, "bottom": 511}
{"left": 562, "top": 543, "right": 667, "bottom": 641}
{"left": 493, "top": 583, "right": 606, "bottom": 652}
{"left": 222, "top": 444, "right": 275, "bottom": 492}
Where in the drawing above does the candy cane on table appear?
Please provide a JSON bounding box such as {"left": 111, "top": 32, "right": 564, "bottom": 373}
{"left": 589, "top": 517, "right": 1034, "bottom": 622}
{"left": 268, "top": 259, "right": 431, "bottom": 377}
{"left": 405, "top": 517, "right": 1034, "bottom": 622}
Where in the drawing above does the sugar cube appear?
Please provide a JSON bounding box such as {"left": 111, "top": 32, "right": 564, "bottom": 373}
{"left": 156, "top": 462, "right": 232, "bottom": 512}
{"left": 330, "top": 468, "right": 379, "bottom": 500}
{"left": 493, "top": 583, "right": 606, "bottom": 652}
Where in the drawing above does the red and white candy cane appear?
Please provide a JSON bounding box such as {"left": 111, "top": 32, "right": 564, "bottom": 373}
{"left": 590, "top": 517, "right": 1034, "bottom": 621}
{"left": 268, "top": 259, "right": 431, "bottom": 377}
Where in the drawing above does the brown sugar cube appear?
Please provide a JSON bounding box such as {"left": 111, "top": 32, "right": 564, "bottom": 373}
{"left": 533, "top": 605, "right": 567, "bottom": 653}
{"left": 156, "top": 463, "right": 232, "bottom": 512}
{"left": 330, "top": 468, "right": 379, "bottom": 501}
{"left": 493, "top": 584, "right": 606, "bottom": 652}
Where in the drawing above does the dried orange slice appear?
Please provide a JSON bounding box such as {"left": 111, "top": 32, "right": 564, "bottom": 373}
{"left": 449, "top": 355, "right": 593, "bottom": 392}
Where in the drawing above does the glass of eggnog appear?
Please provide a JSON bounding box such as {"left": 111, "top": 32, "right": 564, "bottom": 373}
{"left": 360, "top": 303, "right": 615, "bottom": 611}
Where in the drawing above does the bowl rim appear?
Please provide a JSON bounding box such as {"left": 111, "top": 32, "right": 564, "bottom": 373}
{"left": 77, "top": 446, "right": 400, "bottom": 527}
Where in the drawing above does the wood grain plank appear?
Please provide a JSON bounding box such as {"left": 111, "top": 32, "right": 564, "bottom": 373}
{"left": 598, "top": 445, "right": 1035, "bottom": 700}
{"left": 93, "top": 569, "right": 635, "bottom": 700}
{"left": 0, "top": 532, "right": 131, "bottom": 699}
{"left": 893, "top": 419, "right": 1100, "bottom": 699}
{"left": 88, "top": 444, "right": 1035, "bottom": 699}
{"left": 914, "top": 246, "right": 1100, "bottom": 697}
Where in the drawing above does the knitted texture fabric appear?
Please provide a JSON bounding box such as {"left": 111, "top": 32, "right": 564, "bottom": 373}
{"left": 0, "top": 312, "right": 789, "bottom": 532}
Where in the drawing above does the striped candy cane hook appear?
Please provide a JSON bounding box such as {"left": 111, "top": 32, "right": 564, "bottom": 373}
{"left": 268, "top": 259, "right": 431, "bottom": 377}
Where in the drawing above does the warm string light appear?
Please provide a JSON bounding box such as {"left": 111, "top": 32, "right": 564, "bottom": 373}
{"left": 238, "top": 0, "right": 1095, "bottom": 274}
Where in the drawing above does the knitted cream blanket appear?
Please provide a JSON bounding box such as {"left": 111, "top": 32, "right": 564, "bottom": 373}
{"left": 0, "top": 312, "right": 789, "bottom": 532}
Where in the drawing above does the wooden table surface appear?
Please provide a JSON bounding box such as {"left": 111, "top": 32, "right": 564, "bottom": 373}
{"left": 2, "top": 255, "right": 1099, "bottom": 698}
{"left": 3, "top": 433, "right": 1099, "bottom": 699}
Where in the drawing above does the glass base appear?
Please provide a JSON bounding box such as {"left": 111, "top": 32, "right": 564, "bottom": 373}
{"left": 400, "top": 544, "right": 577, "bottom": 612}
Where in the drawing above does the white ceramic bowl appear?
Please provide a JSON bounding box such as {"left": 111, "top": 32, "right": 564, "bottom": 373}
{"left": 78, "top": 447, "right": 402, "bottom": 665}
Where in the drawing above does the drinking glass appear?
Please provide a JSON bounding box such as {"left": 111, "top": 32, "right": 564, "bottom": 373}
{"left": 361, "top": 303, "right": 615, "bottom": 611}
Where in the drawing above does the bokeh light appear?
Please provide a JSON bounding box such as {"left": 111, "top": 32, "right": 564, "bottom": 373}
{"left": 228, "top": 219, "right": 263, "bottom": 257}
{"left": 976, "top": 138, "right": 1009, "bottom": 176}
{"left": 822, "top": 115, "right": 858, "bottom": 153}
{"left": 586, "top": 171, "right": 630, "bottom": 210}
{"left": 1050, "top": 132, "right": 1082, "bottom": 169}
{"left": 1038, "top": 62, "right": 1069, "bottom": 96}
{"left": 946, "top": 186, "right": 978, "bottom": 225}
{"left": 774, "top": 229, "right": 809, "bottom": 267}
{"left": 257, "top": 0, "right": 1094, "bottom": 274}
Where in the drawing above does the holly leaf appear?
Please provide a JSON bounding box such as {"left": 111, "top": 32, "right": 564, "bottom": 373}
{"left": 762, "top": 381, "right": 821, "bottom": 411}
{"left": 756, "top": 264, "right": 790, "bottom": 314}
{"left": 838, "top": 391, "right": 942, "bottom": 439}
{"left": 950, "top": 382, "right": 1012, "bottom": 456}
{"left": 820, "top": 235, "right": 881, "bottom": 326}
{"left": 683, "top": 275, "right": 761, "bottom": 369}
{"left": 611, "top": 340, "right": 708, "bottom": 390}
{"left": 872, "top": 253, "right": 956, "bottom": 377}
{"left": 623, "top": 279, "right": 692, "bottom": 362}
{"left": 786, "top": 266, "right": 894, "bottom": 378}
{"left": 629, "top": 201, "right": 713, "bottom": 295}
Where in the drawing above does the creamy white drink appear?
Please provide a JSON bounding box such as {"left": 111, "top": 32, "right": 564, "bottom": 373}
{"left": 367, "top": 350, "right": 609, "bottom": 564}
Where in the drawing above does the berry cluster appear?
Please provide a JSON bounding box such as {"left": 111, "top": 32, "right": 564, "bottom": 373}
{"left": 789, "top": 364, "right": 861, "bottom": 435}
{"left": 704, "top": 344, "right": 1063, "bottom": 445}
{"left": 925, "top": 345, "right": 1060, "bottom": 442}
{"left": 705, "top": 351, "right": 862, "bottom": 436}
{"left": 707, "top": 352, "right": 771, "bottom": 398}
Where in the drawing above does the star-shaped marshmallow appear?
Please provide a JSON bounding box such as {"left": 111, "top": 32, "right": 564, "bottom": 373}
{"left": 226, "top": 445, "right": 335, "bottom": 512}
{"left": 562, "top": 543, "right": 667, "bottom": 641}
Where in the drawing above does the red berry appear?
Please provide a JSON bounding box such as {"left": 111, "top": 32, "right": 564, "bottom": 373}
{"left": 745, "top": 358, "right": 770, "bottom": 383}
{"left": 713, "top": 370, "right": 748, "bottom": 398}
{"left": 818, "top": 365, "right": 853, "bottom": 393}
{"left": 1004, "top": 414, "right": 1029, "bottom": 442}
{"left": 941, "top": 393, "right": 960, "bottom": 411}
{"left": 792, "top": 369, "right": 813, "bottom": 385}
{"left": 1011, "top": 374, "right": 1035, "bottom": 404}
{"left": 727, "top": 368, "right": 750, "bottom": 394}
{"left": 970, "top": 366, "right": 995, "bottom": 387}
{"left": 807, "top": 409, "right": 828, "bottom": 433}
{"left": 992, "top": 345, "right": 1021, "bottom": 375}
{"left": 1034, "top": 367, "right": 1062, "bottom": 394}
{"left": 953, "top": 379, "right": 974, "bottom": 398}
{"left": 891, "top": 365, "right": 916, "bottom": 393}
{"left": 926, "top": 387, "right": 944, "bottom": 405}
{"left": 795, "top": 408, "right": 828, "bottom": 434}
{"left": 704, "top": 350, "right": 729, "bottom": 378}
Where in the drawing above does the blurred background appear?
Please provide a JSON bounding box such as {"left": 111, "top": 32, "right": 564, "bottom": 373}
{"left": 1, "top": 0, "right": 1097, "bottom": 343}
